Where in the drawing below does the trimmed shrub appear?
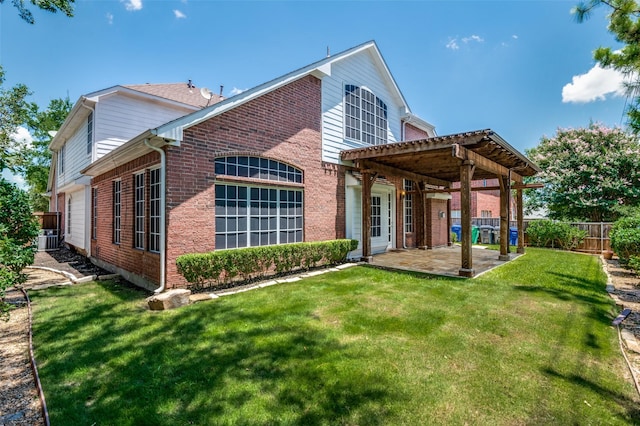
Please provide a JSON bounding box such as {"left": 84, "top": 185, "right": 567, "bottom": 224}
{"left": 176, "top": 239, "right": 358, "bottom": 290}
{"left": 525, "top": 220, "right": 587, "bottom": 251}
{"left": 610, "top": 216, "right": 640, "bottom": 265}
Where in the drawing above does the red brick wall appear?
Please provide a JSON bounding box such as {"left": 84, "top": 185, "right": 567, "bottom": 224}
{"left": 91, "top": 152, "right": 161, "bottom": 286}
{"left": 404, "top": 122, "right": 430, "bottom": 141}
{"left": 450, "top": 178, "right": 500, "bottom": 217}
{"left": 164, "top": 75, "right": 342, "bottom": 288}
{"left": 57, "top": 193, "right": 65, "bottom": 238}
{"left": 427, "top": 198, "right": 449, "bottom": 247}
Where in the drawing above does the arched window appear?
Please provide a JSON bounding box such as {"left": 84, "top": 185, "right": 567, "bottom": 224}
{"left": 215, "top": 156, "right": 302, "bottom": 183}
{"left": 214, "top": 156, "right": 303, "bottom": 250}
{"left": 345, "top": 85, "right": 388, "bottom": 145}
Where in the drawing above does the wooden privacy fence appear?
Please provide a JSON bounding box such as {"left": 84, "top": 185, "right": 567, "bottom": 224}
{"left": 452, "top": 218, "right": 612, "bottom": 253}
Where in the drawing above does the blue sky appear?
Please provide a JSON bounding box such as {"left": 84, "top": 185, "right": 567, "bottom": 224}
{"left": 0, "top": 0, "right": 627, "bottom": 185}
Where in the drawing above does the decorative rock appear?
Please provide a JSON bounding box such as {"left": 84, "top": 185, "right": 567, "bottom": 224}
{"left": 146, "top": 289, "right": 191, "bottom": 310}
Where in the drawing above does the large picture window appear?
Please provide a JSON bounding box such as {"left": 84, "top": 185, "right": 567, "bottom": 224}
{"left": 215, "top": 184, "right": 303, "bottom": 250}
{"left": 134, "top": 173, "right": 145, "bottom": 249}
{"left": 214, "top": 157, "right": 303, "bottom": 250}
{"left": 345, "top": 85, "right": 388, "bottom": 145}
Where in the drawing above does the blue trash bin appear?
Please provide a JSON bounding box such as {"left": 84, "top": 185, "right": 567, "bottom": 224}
{"left": 451, "top": 225, "right": 461, "bottom": 242}
{"left": 509, "top": 227, "right": 518, "bottom": 246}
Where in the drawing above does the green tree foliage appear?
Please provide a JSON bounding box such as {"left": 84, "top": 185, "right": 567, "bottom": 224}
{"left": 526, "top": 123, "right": 640, "bottom": 221}
{"left": 1, "top": 0, "right": 74, "bottom": 24}
{"left": 0, "top": 178, "right": 38, "bottom": 319}
{"left": 21, "top": 97, "right": 72, "bottom": 211}
{"left": 0, "top": 65, "right": 31, "bottom": 172}
{"left": 574, "top": 0, "right": 640, "bottom": 132}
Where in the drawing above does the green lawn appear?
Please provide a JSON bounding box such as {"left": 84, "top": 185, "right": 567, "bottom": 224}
{"left": 30, "top": 248, "right": 640, "bottom": 425}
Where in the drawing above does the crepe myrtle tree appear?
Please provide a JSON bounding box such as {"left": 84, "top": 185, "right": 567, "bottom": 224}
{"left": 0, "top": 178, "right": 38, "bottom": 319}
{"left": 525, "top": 123, "right": 640, "bottom": 222}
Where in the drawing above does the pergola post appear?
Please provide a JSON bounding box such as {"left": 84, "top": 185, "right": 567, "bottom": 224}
{"left": 459, "top": 161, "right": 475, "bottom": 277}
{"left": 415, "top": 182, "right": 427, "bottom": 249}
{"left": 498, "top": 174, "right": 511, "bottom": 261}
{"left": 361, "top": 171, "right": 377, "bottom": 262}
{"left": 516, "top": 188, "right": 525, "bottom": 254}
{"left": 446, "top": 187, "right": 452, "bottom": 247}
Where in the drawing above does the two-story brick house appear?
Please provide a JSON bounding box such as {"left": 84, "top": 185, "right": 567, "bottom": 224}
{"left": 52, "top": 40, "right": 537, "bottom": 291}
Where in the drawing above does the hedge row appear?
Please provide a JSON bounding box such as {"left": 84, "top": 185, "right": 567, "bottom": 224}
{"left": 525, "top": 220, "right": 587, "bottom": 251}
{"left": 176, "top": 239, "right": 358, "bottom": 289}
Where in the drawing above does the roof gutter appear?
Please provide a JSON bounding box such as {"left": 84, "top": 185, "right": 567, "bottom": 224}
{"left": 144, "top": 139, "right": 167, "bottom": 294}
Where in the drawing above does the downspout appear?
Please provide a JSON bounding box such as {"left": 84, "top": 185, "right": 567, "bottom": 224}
{"left": 144, "top": 139, "right": 166, "bottom": 293}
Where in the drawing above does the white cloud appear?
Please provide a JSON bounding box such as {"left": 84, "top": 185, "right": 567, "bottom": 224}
{"left": 462, "top": 35, "right": 484, "bottom": 44}
{"left": 229, "top": 87, "right": 247, "bottom": 96}
{"left": 562, "top": 64, "right": 627, "bottom": 103}
{"left": 122, "top": 0, "right": 142, "bottom": 11}
{"left": 173, "top": 9, "right": 186, "bottom": 19}
{"left": 446, "top": 38, "right": 459, "bottom": 50}
{"left": 106, "top": 12, "right": 114, "bottom": 24}
{"left": 1, "top": 170, "right": 26, "bottom": 189}
{"left": 512, "top": 35, "right": 518, "bottom": 39}
{"left": 11, "top": 126, "right": 33, "bottom": 150}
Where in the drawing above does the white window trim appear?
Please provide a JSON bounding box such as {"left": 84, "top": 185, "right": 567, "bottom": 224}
{"left": 344, "top": 84, "right": 388, "bottom": 146}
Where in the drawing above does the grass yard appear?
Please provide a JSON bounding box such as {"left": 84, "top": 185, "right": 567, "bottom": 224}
{"left": 30, "top": 248, "right": 640, "bottom": 425}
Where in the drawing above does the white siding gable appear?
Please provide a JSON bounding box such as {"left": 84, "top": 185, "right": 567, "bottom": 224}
{"left": 321, "top": 50, "right": 405, "bottom": 163}
{"left": 94, "top": 94, "right": 193, "bottom": 159}
{"left": 57, "top": 122, "right": 89, "bottom": 188}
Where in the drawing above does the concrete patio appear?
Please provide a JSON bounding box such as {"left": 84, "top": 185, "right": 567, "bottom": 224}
{"left": 370, "top": 245, "right": 521, "bottom": 278}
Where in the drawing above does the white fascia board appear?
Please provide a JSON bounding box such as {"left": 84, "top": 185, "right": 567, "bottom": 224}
{"left": 49, "top": 96, "right": 96, "bottom": 151}
{"left": 401, "top": 113, "right": 437, "bottom": 135}
{"left": 367, "top": 43, "right": 411, "bottom": 111}
{"left": 81, "top": 130, "right": 156, "bottom": 176}
{"left": 47, "top": 152, "right": 56, "bottom": 192}
{"left": 58, "top": 175, "right": 92, "bottom": 193}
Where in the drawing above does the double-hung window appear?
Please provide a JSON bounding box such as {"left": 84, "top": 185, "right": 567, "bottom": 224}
{"left": 92, "top": 188, "right": 98, "bottom": 240}
{"left": 345, "top": 85, "right": 388, "bottom": 145}
{"left": 113, "top": 180, "right": 121, "bottom": 244}
{"left": 404, "top": 180, "right": 413, "bottom": 233}
{"left": 214, "top": 156, "right": 303, "bottom": 250}
{"left": 87, "top": 111, "right": 93, "bottom": 155}
{"left": 149, "top": 168, "right": 161, "bottom": 253}
{"left": 134, "top": 173, "right": 145, "bottom": 249}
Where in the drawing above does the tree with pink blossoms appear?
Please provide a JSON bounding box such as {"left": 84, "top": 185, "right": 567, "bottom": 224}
{"left": 526, "top": 123, "right": 640, "bottom": 222}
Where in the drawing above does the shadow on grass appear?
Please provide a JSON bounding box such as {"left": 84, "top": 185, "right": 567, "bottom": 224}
{"left": 513, "top": 270, "right": 615, "bottom": 327}
{"left": 542, "top": 367, "right": 640, "bottom": 422}
{"left": 32, "top": 281, "right": 397, "bottom": 425}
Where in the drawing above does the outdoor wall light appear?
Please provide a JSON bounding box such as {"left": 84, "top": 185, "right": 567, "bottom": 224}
{"left": 439, "top": 211, "right": 446, "bottom": 219}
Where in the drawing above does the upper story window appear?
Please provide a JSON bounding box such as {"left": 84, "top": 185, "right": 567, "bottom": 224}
{"left": 87, "top": 111, "right": 93, "bottom": 155}
{"left": 59, "top": 145, "right": 65, "bottom": 174}
{"left": 214, "top": 156, "right": 302, "bottom": 184}
{"left": 345, "top": 85, "right": 388, "bottom": 145}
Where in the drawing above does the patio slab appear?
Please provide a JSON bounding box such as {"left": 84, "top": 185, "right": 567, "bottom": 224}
{"left": 370, "top": 245, "right": 521, "bottom": 277}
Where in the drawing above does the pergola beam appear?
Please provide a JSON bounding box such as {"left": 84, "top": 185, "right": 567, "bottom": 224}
{"left": 358, "top": 159, "right": 450, "bottom": 188}
{"left": 423, "top": 183, "right": 544, "bottom": 194}
{"left": 452, "top": 144, "right": 523, "bottom": 183}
